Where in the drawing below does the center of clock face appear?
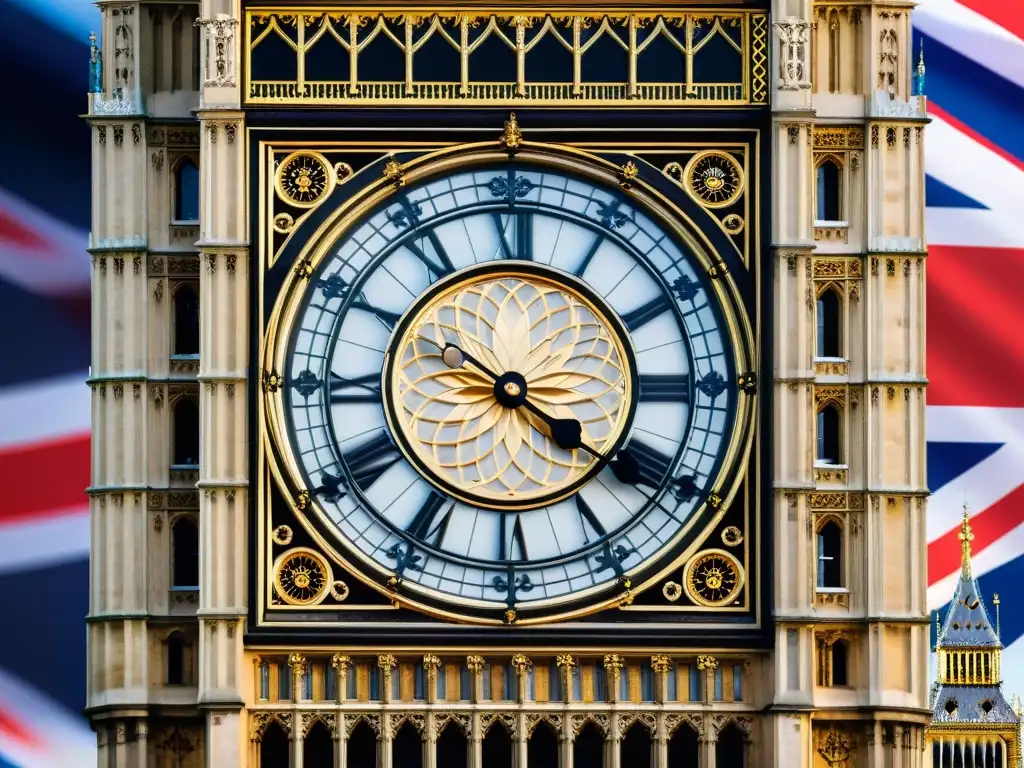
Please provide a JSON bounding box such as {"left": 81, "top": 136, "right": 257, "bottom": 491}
{"left": 383, "top": 264, "right": 636, "bottom": 511}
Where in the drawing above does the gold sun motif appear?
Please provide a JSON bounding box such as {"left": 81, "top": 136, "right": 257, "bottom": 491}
{"left": 683, "top": 549, "right": 743, "bottom": 607}
{"left": 273, "top": 548, "right": 331, "bottom": 606}
{"left": 387, "top": 271, "right": 634, "bottom": 509}
{"left": 684, "top": 150, "right": 744, "bottom": 209}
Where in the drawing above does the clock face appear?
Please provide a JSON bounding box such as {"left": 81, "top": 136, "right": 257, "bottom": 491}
{"left": 278, "top": 160, "right": 744, "bottom": 621}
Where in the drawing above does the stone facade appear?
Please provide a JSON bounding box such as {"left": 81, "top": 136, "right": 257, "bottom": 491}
{"left": 85, "top": 0, "right": 930, "bottom": 765}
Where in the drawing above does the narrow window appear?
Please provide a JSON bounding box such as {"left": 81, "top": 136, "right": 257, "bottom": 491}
{"left": 482, "top": 662, "right": 492, "bottom": 700}
{"left": 549, "top": 661, "right": 561, "bottom": 701}
{"left": 460, "top": 664, "right": 471, "bottom": 701}
{"left": 666, "top": 664, "right": 677, "bottom": 702}
{"left": 413, "top": 663, "right": 425, "bottom": 700}
{"left": 166, "top": 631, "right": 186, "bottom": 685}
{"left": 733, "top": 664, "right": 744, "bottom": 701}
{"left": 816, "top": 289, "right": 842, "bottom": 358}
{"left": 172, "top": 398, "right": 200, "bottom": 466}
{"left": 302, "top": 667, "right": 313, "bottom": 700}
{"left": 817, "top": 520, "right": 843, "bottom": 588}
{"left": 369, "top": 666, "right": 380, "bottom": 700}
{"left": 816, "top": 405, "right": 841, "bottom": 465}
{"left": 831, "top": 640, "right": 849, "bottom": 686}
{"left": 593, "top": 663, "right": 607, "bottom": 702}
{"left": 174, "top": 158, "right": 200, "bottom": 222}
{"left": 325, "top": 665, "right": 337, "bottom": 701}
{"left": 259, "top": 661, "right": 270, "bottom": 700}
{"left": 713, "top": 665, "right": 724, "bottom": 702}
{"left": 173, "top": 284, "right": 200, "bottom": 356}
{"left": 171, "top": 515, "right": 199, "bottom": 588}
{"left": 688, "top": 664, "right": 703, "bottom": 702}
{"left": 641, "top": 661, "right": 655, "bottom": 702}
{"left": 278, "top": 662, "right": 292, "bottom": 700}
{"left": 816, "top": 159, "right": 842, "bottom": 222}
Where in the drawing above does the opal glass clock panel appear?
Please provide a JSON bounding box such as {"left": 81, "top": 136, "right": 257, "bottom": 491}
{"left": 283, "top": 166, "right": 735, "bottom": 610}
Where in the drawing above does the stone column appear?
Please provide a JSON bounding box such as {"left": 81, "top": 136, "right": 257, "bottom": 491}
{"left": 379, "top": 655, "right": 397, "bottom": 768}
{"left": 512, "top": 655, "right": 532, "bottom": 768}
{"left": 194, "top": 0, "right": 247, "bottom": 764}
{"left": 423, "top": 655, "right": 441, "bottom": 704}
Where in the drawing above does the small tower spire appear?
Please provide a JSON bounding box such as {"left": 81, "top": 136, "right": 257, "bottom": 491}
{"left": 88, "top": 31, "right": 103, "bottom": 94}
{"left": 914, "top": 38, "right": 926, "bottom": 97}
{"left": 959, "top": 502, "right": 975, "bottom": 578}
{"left": 994, "top": 593, "right": 1001, "bottom": 638}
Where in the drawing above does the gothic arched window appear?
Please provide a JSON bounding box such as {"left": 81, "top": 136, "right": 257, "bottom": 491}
{"left": 816, "top": 287, "right": 842, "bottom": 358}
{"left": 171, "top": 515, "right": 199, "bottom": 588}
{"left": 816, "top": 158, "right": 843, "bottom": 222}
{"left": 173, "top": 284, "right": 200, "bottom": 356}
{"left": 174, "top": 158, "right": 200, "bottom": 222}
{"left": 831, "top": 640, "right": 849, "bottom": 686}
{"left": 173, "top": 398, "right": 200, "bottom": 466}
{"left": 816, "top": 405, "right": 842, "bottom": 465}
{"left": 166, "top": 630, "right": 187, "bottom": 685}
{"left": 817, "top": 520, "right": 843, "bottom": 589}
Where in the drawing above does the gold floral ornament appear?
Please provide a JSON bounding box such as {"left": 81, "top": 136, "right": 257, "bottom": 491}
{"left": 684, "top": 549, "right": 743, "bottom": 607}
{"left": 275, "top": 151, "right": 333, "bottom": 208}
{"left": 499, "top": 112, "right": 523, "bottom": 153}
{"left": 388, "top": 272, "right": 633, "bottom": 509}
{"left": 273, "top": 548, "right": 331, "bottom": 606}
{"left": 684, "top": 150, "right": 744, "bottom": 209}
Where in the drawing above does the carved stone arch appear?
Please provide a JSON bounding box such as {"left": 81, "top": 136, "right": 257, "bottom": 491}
{"left": 250, "top": 712, "right": 292, "bottom": 742}
{"left": 815, "top": 280, "right": 844, "bottom": 300}
{"left": 814, "top": 152, "right": 845, "bottom": 171}
{"left": 481, "top": 712, "right": 517, "bottom": 738}
{"left": 526, "top": 713, "right": 563, "bottom": 735}
{"left": 389, "top": 713, "right": 426, "bottom": 737}
{"left": 814, "top": 511, "right": 846, "bottom": 534}
{"left": 435, "top": 713, "right": 471, "bottom": 737}
{"left": 712, "top": 715, "right": 754, "bottom": 741}
{"left": 345, "top": 713, "right": 381, "bottom": 737}
{"left": 302, "top": 712, "right": 338, "bottom": 738}
{"left": 618, "top": 713, "right": 657, "bottom": 736}
{"left": 665, "top": 713, "right": 704, "bottom": 739}
{"left": 571, "top": 713, "right": 610, "bottom": 737}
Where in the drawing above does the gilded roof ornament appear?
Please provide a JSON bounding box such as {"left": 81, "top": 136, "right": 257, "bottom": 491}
{"left": 500, "top": 112, "right": 523, "bottom": 153}
{"left": 914, "top": 39, "right": 926, "bottom": 97}
{"left": 959, "top": 502, "right": 974, "bottom": 579}
{"left": 89, "top": 31, "right": 103, "bottom": 94}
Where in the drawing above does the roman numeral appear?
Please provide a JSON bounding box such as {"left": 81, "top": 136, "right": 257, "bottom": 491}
{"left": 621, "top": 295, "right": 673, "bottom": 332}
{"left": 573, "top": 234, "right": 604, "bottom": 277}
{"left": 609, "top": 440, "right": 674, "bottom": 489}
{"left": 514, "top": 210, "right": 533, "bottom": 260}
{"left": 330, "top": 373, "right": 381, "bottom": 404}
{"left": 575, "top": 494, "right": 607, "bottom": 544}
{"left": 342, "top": 431, "right": 401, "bottom": 491}
{"left": 638, "top": 374, "right": 690, "bottom": 403}
{"left": 350, "top": 299, "right": 401, "bottom": 330}
{"left": 500, "top": 514, "right": 529, "bottom": 561}
{"left": 491, "top": 213, "right": 513, "bottom": 259}
{"left": 407, "top": 229, "right": 456, "bottom": 277}
{"left": 406, "top": 491, "right": 453, "bottom": 547}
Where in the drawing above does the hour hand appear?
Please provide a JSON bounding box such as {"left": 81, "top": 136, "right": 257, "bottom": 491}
{"left": 441, "top": 342, "right": 500, "bottom": 382}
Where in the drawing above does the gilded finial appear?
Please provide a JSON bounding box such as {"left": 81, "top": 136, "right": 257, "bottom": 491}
{"left": 88, "top": 31, "right": 103, "bottom": 94}
{"left": 959, "top": 501, "right": 974, "bottom": 578}
{"left": 994, "top": 593, "right": 1001, "bottom": 638}
{"left": 913, "top": 38, "right": 926, "bottom": 97}
{"left": 500, "top": 112, "right": 523, "bottom": 153}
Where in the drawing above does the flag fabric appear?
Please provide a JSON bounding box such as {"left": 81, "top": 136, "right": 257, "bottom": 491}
{"left": 917, "top": 0, "right": 1024, "bottom": 696}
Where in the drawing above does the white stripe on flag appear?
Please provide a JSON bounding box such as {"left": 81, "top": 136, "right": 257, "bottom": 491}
{"left": 914, "top": 0, "right": 1024, "bottom": 91}
{"left": 998, "top": 638, "right": 1024, "bottom": 707}
{"left": 926, "top": 406, "right": 1024, "bottom": 542}
{"left": 0, "top": 373, "right": 90, "bottom": 451}
{"left": 0, "top": 509, "right": 89, "bottom": 576}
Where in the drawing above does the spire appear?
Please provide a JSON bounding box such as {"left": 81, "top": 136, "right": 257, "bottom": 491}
{"left": 959, "top": 502, "right": 974, "bottom": 578}
{"left": 914, "top": 38, "right": 926, "bottom": 97}
{"left": 994, "top": 593, "right": 1001, "bottom": 638}
{"left": 88, "top": 31, "right": 103, "bottom": 95}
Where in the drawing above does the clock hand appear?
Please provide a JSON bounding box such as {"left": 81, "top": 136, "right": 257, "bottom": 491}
{"left": 441, "top": 343, "right": 501, "bottom": 382}
{"left": 519, "top": 398, "right": 608, "bottom": 461}
{"left": 440, "top": 341, "right": 607, "bottom": 460}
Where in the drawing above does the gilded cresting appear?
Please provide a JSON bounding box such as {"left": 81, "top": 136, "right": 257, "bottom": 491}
{"left": 244, "top": 8, "right": 770, "bottom": 106}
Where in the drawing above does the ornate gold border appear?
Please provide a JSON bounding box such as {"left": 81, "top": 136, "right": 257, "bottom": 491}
{"left": 252, "top": 127, "right": 762, "bottom": 629}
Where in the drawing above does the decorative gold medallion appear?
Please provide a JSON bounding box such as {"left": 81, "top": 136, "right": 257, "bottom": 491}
{"left": 683, "top": 548, "right": 743, "bottom": 607}
{"left": 722, "top": 213, "right": 745, "bottom": 234}
{"left": 273, "top": 548, "right": 331, "bottom": 606}
{"left": 383, "top": 263, "right": 636, "bottom": 510}
{"left": 721, "top": 525, "right": 744, "bottom": 547}
{"left": 275, "top": 151, "right": 332, "bottom": 207}
{"left": 684, "top": 150, "right": 744, "bottom": 208}
{"left": 662, "top": 581, "right": 682, "bottom": 602}
{"left": 272, "top": 524, "right": 293, "bottom": 546}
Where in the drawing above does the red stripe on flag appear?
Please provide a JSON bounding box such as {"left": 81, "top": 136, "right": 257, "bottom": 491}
{"left": 955, "top": 0, "right": 1024, "bottom": 46}
{"left": 0, "top": 435, "right": 89, "bottom": 523}
{"left": 928, "top": 483, "right": 1024, "bottom": 583}
{"left": 927, "top": 244, "right": 1024, "bottom": 407}
{"left": 0, "top": 207, "right": 48, "bottom": 251}
{"left": 0, "top": 707, "right": 40, "bottom": 748}
{"left": 928, "top": 103, "right": 1024, "bottom": 175}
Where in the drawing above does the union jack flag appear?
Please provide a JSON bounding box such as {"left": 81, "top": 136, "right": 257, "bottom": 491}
{"left": 916, "top": 0, "right": 1024, "bottom": 695}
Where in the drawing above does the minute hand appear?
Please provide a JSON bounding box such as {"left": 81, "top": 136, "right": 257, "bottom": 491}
{"left": 519, "top": 398, "right": 608, "bottom": 461}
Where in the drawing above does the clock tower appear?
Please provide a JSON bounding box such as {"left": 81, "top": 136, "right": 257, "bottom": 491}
{"left": 84, "top": 0, "right": 932, "bottom": 766}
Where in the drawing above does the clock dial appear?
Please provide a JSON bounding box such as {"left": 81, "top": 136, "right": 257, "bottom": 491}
{"left": 276, "top": 159, "right": 745, "bottom": 621}
{"left": 383, "top": 264, "right": 636, "bottom": 510}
